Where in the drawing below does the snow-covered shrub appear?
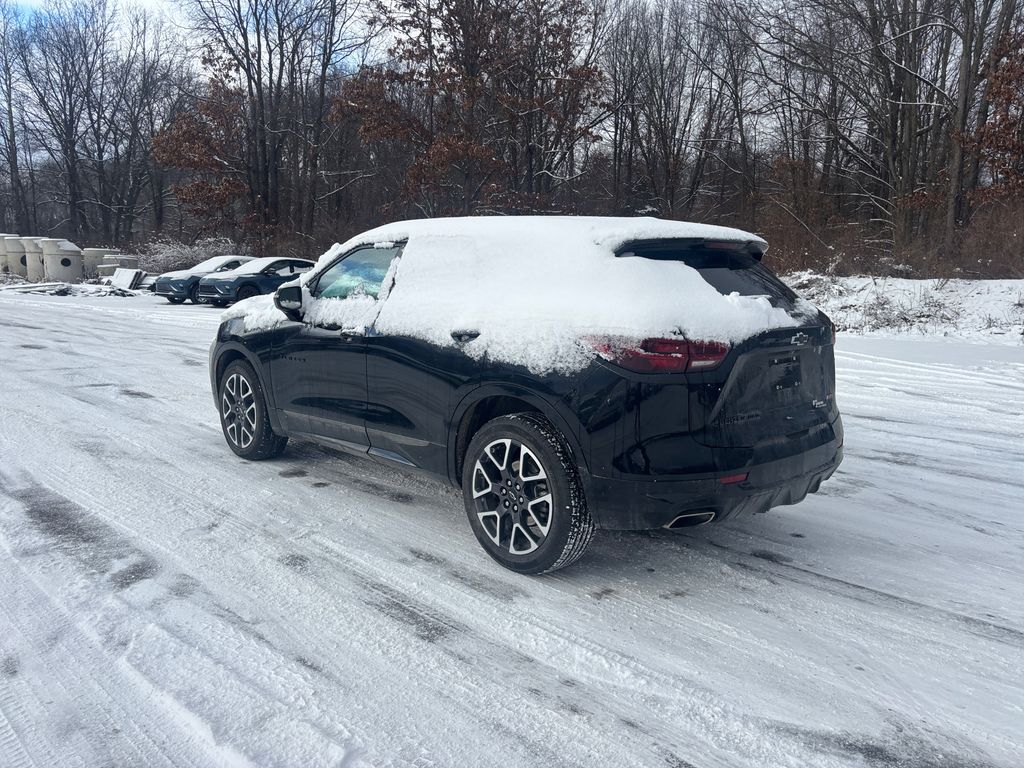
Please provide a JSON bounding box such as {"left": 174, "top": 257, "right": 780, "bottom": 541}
{"left": 783, "top": 272, "right": 1023, "bottom": 339}
{"left": 136, "top": 237, "right": 249, "bottom": 274}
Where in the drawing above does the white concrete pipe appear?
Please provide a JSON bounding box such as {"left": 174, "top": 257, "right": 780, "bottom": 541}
{"left": 4, "top": 237, "right": 27, "bottom": 277}
{"left": 82, "top": 247, "right": 116, "bottom": 278}
{"left": 42, "top": 239, "right": 84, "bottom": 283}
{"left": 21, "top": 237, "right": 46, "bottom": 282}
{"left": 33, "top": 238, "right": 63, "bottom": 281}
{"left": 0, "top": 234, "right": 15, "bottom": 273}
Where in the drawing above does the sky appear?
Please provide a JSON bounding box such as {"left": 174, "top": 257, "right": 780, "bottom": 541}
{"left": 13, "top": 0, "right": 191, "bottom": 41}
{"left": 15, "top": 0, "right": 185, "bottom": 18}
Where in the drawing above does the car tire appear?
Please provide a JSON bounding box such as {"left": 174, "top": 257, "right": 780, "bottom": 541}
{"left": 166, "top": 297, "right": 185, "bottom": 304}
{"left": 218, "top": 360, "right": 288, "bottom": 460}
{"left": 188, "top": 284, "right": 204, "bottom": 304}
{"left": 237, "top": 285, "right": 259, "bottom": 301}
{"left": 462, "top": 412, "right": 595, "bottom": 574}
{"left": 210, "top": 299, "right": 228, "bottom": 307}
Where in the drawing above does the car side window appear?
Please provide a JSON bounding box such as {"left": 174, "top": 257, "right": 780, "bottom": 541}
{"left": 292, "top": 261, "right": 314, "bottom": 274}
{"left": 214, "top": 260, "right": 240, "bottom": 272}
{"left": 265, "top": 260, "right": 291, "bottom": 276}
{"left": 311, "top": 246, "right": 400, "bottom": 301}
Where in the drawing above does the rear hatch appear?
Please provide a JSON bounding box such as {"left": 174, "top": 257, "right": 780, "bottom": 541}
{"left": 691, "top": 325, "right": 836, "bottom": 447}
{"left": 618, "top": 238, "right": 837, "bottom": 449}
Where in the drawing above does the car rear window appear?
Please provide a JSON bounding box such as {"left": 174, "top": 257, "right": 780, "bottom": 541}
{"left": 617, "top": 239, "right": 799, "bottom": 308}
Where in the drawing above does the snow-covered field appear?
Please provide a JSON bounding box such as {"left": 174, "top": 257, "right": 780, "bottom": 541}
{"left": 785, "top": 273, "right": 1024, "bottom": 342}
{"left": 0, "top": 290, "right": 1022, "bottom": 768}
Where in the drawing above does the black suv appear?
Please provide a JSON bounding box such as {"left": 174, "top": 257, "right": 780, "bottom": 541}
{"left": 209, "top": 217, "right": 843, "bottom": 574}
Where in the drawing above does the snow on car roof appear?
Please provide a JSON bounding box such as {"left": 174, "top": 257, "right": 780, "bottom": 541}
{"left": 228, "top": 216, "right": 811, "bottom": 374}
{"left": 224, "top": 256, "right": 314, "bottom": 275}
{"left": 183, "top": 254, "right": 254, "bottom": 274}
{"left": 323, "top": 215, "right": 767, "bottom": 261}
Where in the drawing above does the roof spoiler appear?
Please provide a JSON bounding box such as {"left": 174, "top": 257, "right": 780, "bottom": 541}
{"left": 615, "top": 238, "right": 767, "bottom": 261}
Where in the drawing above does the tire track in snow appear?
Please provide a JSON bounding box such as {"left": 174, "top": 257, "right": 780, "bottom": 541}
{"left": 3, "top": 293, "right": 1024, "bottom": 768}
{"left": 1, "top": 419, "right": 583, "bottom": 766}
{"left": 0, "top": 551, "right": 205, "bottom": 768}
{"left": 2, "top": 390, "right": 748, "bottom": 767}
{"left": 0, "top": 705, "right": 39, "bottom": 768}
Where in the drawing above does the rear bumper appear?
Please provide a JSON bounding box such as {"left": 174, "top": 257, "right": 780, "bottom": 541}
{"left": 584, "top": 433, "right": 843, "bottom": 530}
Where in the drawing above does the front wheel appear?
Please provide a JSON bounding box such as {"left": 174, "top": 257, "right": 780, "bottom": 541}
{"left": 218, "top": 360, "right": 288, "bottom": 460}
{"left": 236, "top": 285, "right": 259, "bottom": 301}
{"left": 462, "top": 413, "right": 595, "bottom": 574}
{"left": 166, "top": 297, "right": 185, "bottom": 304}
{"left": 188, "top": 284, "right": 204, "bottom": 304}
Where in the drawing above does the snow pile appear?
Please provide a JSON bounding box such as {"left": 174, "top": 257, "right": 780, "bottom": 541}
{"left": 786, "top": 272, "right": 1024, "bottom": 342}
{"left": 0, "top": 281, "right": 136, "bottom": 297}
{"left": 226, "top": 217, "right": 812, "bottom": 373}
{"left": 222, "top": 294, "right": 290, "bottom": 332}
{"left": 0, "top": 271, "right": 27, "bottom": 287}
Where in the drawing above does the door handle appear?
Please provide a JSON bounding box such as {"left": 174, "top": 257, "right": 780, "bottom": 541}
{"left": 451, "top": 330, "right": 480, "bottom": 343}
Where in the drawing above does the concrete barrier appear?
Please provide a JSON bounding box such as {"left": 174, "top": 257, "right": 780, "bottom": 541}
{"left": 82, "top": 247, "right": 116, "bottom": 278}
{"left": 4, "top": 237, "right": 27, "bottom": 277}
{"left": 42, "top": 239, "right": 84, "bottom": 283}
{"left": 21, "top": 237, "right": 46, "bottom": 282}
{"left": 102, "top": 254, "right": 140, "bottom": 270}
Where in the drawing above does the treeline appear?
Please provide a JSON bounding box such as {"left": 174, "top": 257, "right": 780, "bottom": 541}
{"left": 1, "top": 0, "right": 1022, "bottom": 276}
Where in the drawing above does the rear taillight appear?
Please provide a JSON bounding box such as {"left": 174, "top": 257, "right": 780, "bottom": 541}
{"left": 587, "top": 337, "right": 730, "bottom": 373}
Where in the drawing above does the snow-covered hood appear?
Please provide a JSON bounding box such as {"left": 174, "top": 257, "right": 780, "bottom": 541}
{"left": 159, "top": 269, "right": 202, "bottom": 280}
{"left": 199, "top": 272, "right": 235, "bottom": 283}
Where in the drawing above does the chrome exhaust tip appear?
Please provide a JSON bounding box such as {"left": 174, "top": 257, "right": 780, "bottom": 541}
{"left": 664, "top": 510, "right": 717, "bottom": 529}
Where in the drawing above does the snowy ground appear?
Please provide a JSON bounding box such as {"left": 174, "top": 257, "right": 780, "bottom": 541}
{"left": 0, "top": 291, "right": 1022, "bottom": 768}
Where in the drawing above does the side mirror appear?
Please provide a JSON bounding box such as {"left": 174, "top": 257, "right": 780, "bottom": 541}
{"left": 274, "top": 284, "right": 304, "bottom": 321}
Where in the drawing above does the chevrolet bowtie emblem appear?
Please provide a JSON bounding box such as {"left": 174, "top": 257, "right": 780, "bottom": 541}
{"left": 790, "top": 332, "right": 810, "bottom": 346}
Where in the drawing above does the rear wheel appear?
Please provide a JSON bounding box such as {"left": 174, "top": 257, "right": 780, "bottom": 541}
{"left": 188, "top": 284, "right": 204, "bottom": 304}
{"left": 166, "top": 297, "right": 184, "bottom": 304}
{"left": 218, "top": 360, "right": 287, "bottom": 460}
{"left": 237, "top": 285, "right": 259, "bottom": 301}
{"left": 462, "top": 413, "right": 594, "bottom": 574}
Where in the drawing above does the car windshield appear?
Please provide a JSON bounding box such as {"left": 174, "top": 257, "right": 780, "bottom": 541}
{"left": 186, "top": 256, "right": 244, "bottom": 273}
{"left": 617, "top": 239, "right": 799, "bottom": 309}
{"left": 230, "top": 258, "right": 277, "bottom": 275}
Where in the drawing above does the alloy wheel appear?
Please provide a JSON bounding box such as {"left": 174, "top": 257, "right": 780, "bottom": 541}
{"left": 471, "top": 438, "right": 553, "bottom": 555}
{"left": 221, "top": 372, "right": 257, "bottom": 449}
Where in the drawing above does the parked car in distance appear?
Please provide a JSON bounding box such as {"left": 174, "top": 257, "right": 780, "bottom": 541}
{"left": 209, "top": 217, "right": 843, "bottom": 575}
{"left": 154, "top": 255, "right": 255, "bottom": 304}
{"left": 198, "top": 257, "right": 316, "bottom": 307}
